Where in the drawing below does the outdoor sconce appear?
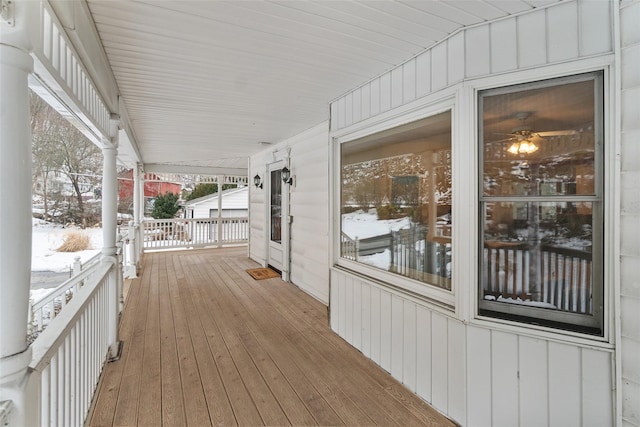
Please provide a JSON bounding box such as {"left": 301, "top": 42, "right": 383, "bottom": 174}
{"left": 253, "top": 174, "right": 263, "bottom": 189}
{"left": 281, "top": 166, "right": 293, "bottom": 185}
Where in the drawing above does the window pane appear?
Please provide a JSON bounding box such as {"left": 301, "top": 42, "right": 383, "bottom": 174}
{"left": 482, "top": 79, "right": 596, "bottom": 198}
{"left": 340, "top": 111, "right": 452, "bottom": 290}
{"left": 478, "top": 72, "right": 603, "bottom": 335}
{"left": 482, "top": 201, "right": 594, "bottom": 315}
{"left": 270, "top": 169, "right": 282, "bottom": 243}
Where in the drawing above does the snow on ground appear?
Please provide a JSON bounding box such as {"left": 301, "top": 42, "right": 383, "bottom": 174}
{"left": 341, "top": 209, "right": 410, "bottom": 240}
{"left": 31, "top": 218, "right": 103, "bottom": 273}
{"left": 30, "top": 219, "right": 103, "bottom": 300}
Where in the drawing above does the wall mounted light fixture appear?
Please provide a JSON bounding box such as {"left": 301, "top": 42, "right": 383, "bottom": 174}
{"left": 253, "top": 174, "right": 263, "bottom": 189}
{"left": 281, "top": 166, "right": 293, "bottom": 185}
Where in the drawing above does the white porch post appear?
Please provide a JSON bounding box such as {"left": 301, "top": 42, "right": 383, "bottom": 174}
{"left": 101, "top": 117, "right": 121, "bottom": 360}
{"left": 133, "top": 163, "right": 143, "bottom": 264}
{"left": 0, "top": 42, "right": 34, "bottom": 414}
{"left": 217, "top": 175, "right": 224, "bottom": 247}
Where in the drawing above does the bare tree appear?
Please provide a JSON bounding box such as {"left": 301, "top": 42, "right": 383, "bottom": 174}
{"left": 30, "top": 90, "right": 102, "bottom": 226}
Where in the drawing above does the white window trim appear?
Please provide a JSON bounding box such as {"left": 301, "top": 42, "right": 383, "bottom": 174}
{"left": 331, "top": 95, "right": 458, "bottom": 307}
{"left": 465, "top": 60, "right": 617, "bottom": 345}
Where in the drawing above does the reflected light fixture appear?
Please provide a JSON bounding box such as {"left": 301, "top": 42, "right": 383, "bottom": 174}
{"left": 507, "top": 138, "right": 538, "bottom": 155}
{"left": 281, "top": 166, "right": 293, "bottom": 185}
{"left": 253, "top": 174, "right": 263, "bottom": 189}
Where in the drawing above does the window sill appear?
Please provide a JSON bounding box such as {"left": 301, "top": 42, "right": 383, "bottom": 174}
{"left": 332, "top": 260, "right": 455, "bottom": 314}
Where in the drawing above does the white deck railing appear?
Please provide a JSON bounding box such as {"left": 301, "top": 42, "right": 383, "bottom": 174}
{"left": 26, "top": 259, "right": 116, "bottom": 427}
{"left": 142, "top": 217, "right": 248, "bottom": 251}
{"left": 28, "top": 253, "right": 101, "bottom": 338}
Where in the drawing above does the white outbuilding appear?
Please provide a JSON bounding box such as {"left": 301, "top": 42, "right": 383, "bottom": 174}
{"left": 182, "top": 186, "right": 248, "bottom": 219}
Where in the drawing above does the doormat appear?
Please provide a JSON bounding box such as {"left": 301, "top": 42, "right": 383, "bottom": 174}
{"left": 246, "top": 268, "right": 280, "bottom": 280}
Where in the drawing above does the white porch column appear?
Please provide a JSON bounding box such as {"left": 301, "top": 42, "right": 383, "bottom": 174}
{"left": 101, "top": 117, "right": 121, "bottom": 359}
{"left": 133, "top": 163, "right": 143, "bottom": 264}
{"left": 217, "top": 175, "right": 224, "bottom": 247}
{"left": 0, "top": 43, "right": 34, "bottom": 393}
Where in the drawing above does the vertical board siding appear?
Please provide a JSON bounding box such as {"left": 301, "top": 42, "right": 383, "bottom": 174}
{"left": 329, "top": 270, "right": 614, "bottom": 426}
{"left": 518, "top": 337, "right": 549, "bottom": 427}
{"left": 416, "top": 51, "right": 432, "bottom": 98}
{"left": 447, "top": 320, "right": 466, "bottom": 423}
{"left": 548, "top": 342, "right": 582, "bottom": 425}
{"left": 490, "top": 18, "right": 519, "bottom": 73}
{"left": 491, "top": 331, "right": 519, "bottom": 427}
{"left": 431, "top": 312, "right": 449, "bottom": 412}
{"left": 621, "top": 2, "right": 640, "bottom": 423}
{"left": 403, "top": 59, "right": 417, "bottom": 105}
{"left": 466, "top": 326, "right": 492, "bottom": 427}
{"left": 517, "top": 10, "right": 548, "bottom": 68}
{"left": 579, "top": 0, "right": 613, "bottom": 56}
{"left": 402, "top": 301, "right": 417, "bottom": 393}
{"left": 390, "top": 295, "right": 404, "bottom": 379}
{"left": 582, "top": 349, "right": 613, "bottom": 426}
{"left": 547, "top": 1, "right": 580, "bottom": 63}
{"left": 465, "top": 26, "right": 491, "bottom": 78}
{"left": 416, "top": 305, "right": 433, "bottom": 402}
{"left": 330, "top": 0, "right": 614, "bottom": 131}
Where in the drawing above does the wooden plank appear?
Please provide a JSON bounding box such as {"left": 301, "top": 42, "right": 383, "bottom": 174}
{"left": 223, "top": 254, "right": 451, "bottom": 427}
{"left": 416, "top": 51, "right": 431, "bottom": 98}
{"left": 447, "top": 320, "right": 466, "bottom": 423}
{"left": 136, "top": 254, "right": 162, "bottom": 426}
{"left": 380, "top": 72, "right": 392, "bottom": 112}
{"left": 391, "top": 66, "right": 404, "bottom": 108}
{"left": 361, "top": 282, "right": 371, "bottom": 358}
{"left": 403, "top": 58, "right": 416, "bottom": 104}
{"left": 465, "top": 25, "right": 491, "bottom": 78}
{"left": 431, "top": 42, "right": 448, "bottom": 91}
{"left": 352, "top": 278, "right": 362, "bottom": 351}
{"left": 168, "top": 257, "right": 211, "bottom": 426}
{"left": 157, "top": 254, "right": 187, "bottom": 426}
{"left": 380, "top": 290, "right": 392, "bottom": 373}
{"left": 89, "top": 248, "right": 455, "bottom": 427}
{"left": 448, "top": 32, "right": 465, "bottom": 84}
{"left": 370, "top": 285, "right": 382, "bottom": 365}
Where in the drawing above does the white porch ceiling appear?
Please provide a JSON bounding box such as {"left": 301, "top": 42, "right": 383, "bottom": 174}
{"left": 85, "top": 0, "right": 559, "bottom": 174}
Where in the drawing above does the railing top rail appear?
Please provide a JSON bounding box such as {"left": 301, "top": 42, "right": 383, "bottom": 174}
{"left": 31, "top": 253, "right": 102, "bottom": 311}
{"left": 29, "top": 261, "right": 113, "bottom": 372}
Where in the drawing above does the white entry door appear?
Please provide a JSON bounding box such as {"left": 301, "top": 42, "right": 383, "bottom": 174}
{"left": 267, "top": 161, "right": 290, "bottom": 279}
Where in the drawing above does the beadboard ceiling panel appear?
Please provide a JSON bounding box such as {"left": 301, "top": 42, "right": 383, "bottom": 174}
{"left": 85, "top": 0, "right": 557, "bottom": 173}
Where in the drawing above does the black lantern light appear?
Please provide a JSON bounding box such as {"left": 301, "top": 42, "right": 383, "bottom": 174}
{"left": 253, "top": 174, "right": 263, "bottom": 189}
{"left": 281, "top": 166, "right": 293, "bottom": 185}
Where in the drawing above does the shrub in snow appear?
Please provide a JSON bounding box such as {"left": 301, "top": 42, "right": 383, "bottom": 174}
{"left": 57, "top": 231, "right": 91, "bottom": 252}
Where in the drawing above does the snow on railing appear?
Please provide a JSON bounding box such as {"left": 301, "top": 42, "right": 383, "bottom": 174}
{"left": 28, "top": 253, "right": 101, "bottom": 340}
{"left": 142, "top": 217, "right": 248, "bottom": 251}
{"left": 26, "top": 260, "right": 115, "bottom": 427}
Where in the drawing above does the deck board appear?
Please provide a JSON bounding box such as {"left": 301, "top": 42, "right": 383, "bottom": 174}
{"left": 88, "top": 247, "right": 456, "bottom": 426}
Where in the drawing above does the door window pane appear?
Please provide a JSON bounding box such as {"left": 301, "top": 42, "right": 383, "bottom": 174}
{"left": 270, "top": 169, "right": 282, "bottom": 243}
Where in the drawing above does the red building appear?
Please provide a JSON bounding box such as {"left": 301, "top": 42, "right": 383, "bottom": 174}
{"left": 118, "top": 169, "right": 181, "bottom": 212}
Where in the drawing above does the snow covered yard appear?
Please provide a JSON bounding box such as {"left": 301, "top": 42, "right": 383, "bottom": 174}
{"left": 30, "top": 218, "right": 103, "bottom": 300}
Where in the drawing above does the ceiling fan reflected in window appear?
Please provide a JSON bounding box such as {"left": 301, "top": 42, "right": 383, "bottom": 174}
{"left": 495, "top": 112, "right": 578, "bottom": 155}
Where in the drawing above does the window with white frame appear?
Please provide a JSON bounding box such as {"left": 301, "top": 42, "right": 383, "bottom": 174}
{"left": 340, "top": 111, "right": 452, "bottom": 290}
{"left": 478, "top": 71, "right": 604, "bottom": 335}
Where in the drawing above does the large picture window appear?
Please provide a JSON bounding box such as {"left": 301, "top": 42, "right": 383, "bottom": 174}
{"left": 478, "top": 72, "right": 604, "bottom": 335}
{"left": 340, "top": 111, "right": 452, "bottom": 290}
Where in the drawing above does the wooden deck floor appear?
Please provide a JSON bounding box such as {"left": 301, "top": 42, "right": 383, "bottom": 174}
{"left": 88, "top": 247, "right": 455, "bottom": 426}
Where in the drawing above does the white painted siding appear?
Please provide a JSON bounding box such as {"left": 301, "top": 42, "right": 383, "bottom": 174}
{"left": 620, "top": 1, "right": 640, "bottom": 426}
{"left": 329, "top": 1, "right": 622, "bottom": 425}
{"left": 183, "top": 187, "right": 248, "bottom": 218}
{"left": 331, "top": 0, "right": 614, "bottom": 131}
{"left": 250, "top": 123, "right": 330, "bottom": 304}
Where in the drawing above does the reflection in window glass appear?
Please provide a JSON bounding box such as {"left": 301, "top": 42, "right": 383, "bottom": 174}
{"left": 479, "top": 72, "right": 603, "bottom": 335}
{"left": 340, "top": 111, "right": 452, "bottom": 290}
